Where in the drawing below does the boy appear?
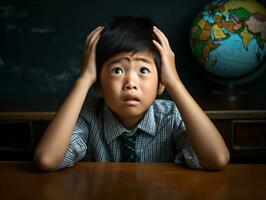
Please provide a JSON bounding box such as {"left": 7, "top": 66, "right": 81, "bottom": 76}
{"left": 34, "top": 16, "right": 230, "bottom": 171}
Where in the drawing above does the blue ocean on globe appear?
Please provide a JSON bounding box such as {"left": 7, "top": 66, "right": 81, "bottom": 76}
{"left": 190, "top": 0, "right": 266, "bottom": 79}
{"left": 206, "top": 33, "right": 266, "bottom": 77}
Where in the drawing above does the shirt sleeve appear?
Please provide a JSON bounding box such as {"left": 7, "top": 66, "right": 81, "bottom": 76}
{"left": 173, "top": 111, "right": 203, "bottom": 169}
{"left": 181, "top": 137, "right": 203, "bottom": 169}
{"left": 56, "top": 116, "right": 88, "bottom": 170}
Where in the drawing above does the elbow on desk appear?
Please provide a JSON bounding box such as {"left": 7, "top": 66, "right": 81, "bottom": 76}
{"left": 34, "top": 151, "right": 59, "bottom": 172}
{"left": 214, "top": 153, "right": 230, "bottom": 171}
{"left": 215, "top": 147, "right": 231, "bottom": 170}
{"left": 201, "top": 150, "right": 231, "bottom": 171}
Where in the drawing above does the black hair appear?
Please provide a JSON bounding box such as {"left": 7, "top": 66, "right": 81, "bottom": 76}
{"left": 95, "top": 16, "right": 161, "bottom": 84}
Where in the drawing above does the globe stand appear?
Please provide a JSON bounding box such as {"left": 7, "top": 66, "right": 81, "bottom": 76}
{"left": 211, "top": 83, "right": 247, "bottom": 102}
{"left": 205, "top": 62, "right": 266, "bottom": 102}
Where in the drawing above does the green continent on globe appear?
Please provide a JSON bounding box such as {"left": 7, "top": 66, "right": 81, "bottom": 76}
{"left": 190, "top": 0, "right": 266, "bottom": 78}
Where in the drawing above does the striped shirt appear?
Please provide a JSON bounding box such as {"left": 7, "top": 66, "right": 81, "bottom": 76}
{"left": 57, "top": 99, "right": 202, "bottom": 170}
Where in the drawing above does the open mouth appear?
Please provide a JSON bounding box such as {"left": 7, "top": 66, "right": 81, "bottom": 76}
{"left": 123, "top": 95, "right": 140, "bottom": 105}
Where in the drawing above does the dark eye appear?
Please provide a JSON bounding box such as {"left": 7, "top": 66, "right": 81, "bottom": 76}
{"left": 140, "top": 67, "right": 150, "bottom": 74}
{"left": 112, "top": 67, "right": 123, "bottom": 74}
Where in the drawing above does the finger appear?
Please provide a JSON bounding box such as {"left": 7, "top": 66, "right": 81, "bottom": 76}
{"left": 85, "top": 27, "right": 104, "bottom": 52}
{"left": 153, "top": 26, "right": 171, "bottom": 51}
{"left": 153, "top": 26, "right": 169, "bottom": 46}
{"left": 152, "top": 39, "right": 164, "bottom": 55}
{"left": 85, "top": 26, "right": 103, "bottom": 48}
{"left": 153, "top": 29, "right": 173, "bottom": 55}
{"left": 86, "top": 26, "right": 102, "bottom": 43}
{"left": 88, "top": 26, "right": 103, "bottom": 46}
{"left": 90, "top": 33, "right": 101, "bottom": 54}
{"left": 86, "top": 26, "right": 103, "bottom": 49}
{"left": 81, "top": 32, "right": 102, "bottom": 68}
{"left": 152, "top": 27, "right": 167, "bottom": 47}
{"left": 153, "top": 34, "right": 168, "bottom": 56}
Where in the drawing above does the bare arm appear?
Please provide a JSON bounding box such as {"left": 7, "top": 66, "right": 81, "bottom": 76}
{"left": 153, "top": 26, "right": 230, "bottom": 170}
{"left": 34, "top": 26, "right": 103, "bottom": 171}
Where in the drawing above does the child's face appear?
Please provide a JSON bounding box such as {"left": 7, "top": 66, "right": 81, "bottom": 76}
{"left": 99, "top": 51, "right": 163, "bottom": 129}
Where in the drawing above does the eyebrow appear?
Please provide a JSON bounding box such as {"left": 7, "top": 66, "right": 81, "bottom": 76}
{"left": 108, "top": 56, "right": 153, "bottom": 65}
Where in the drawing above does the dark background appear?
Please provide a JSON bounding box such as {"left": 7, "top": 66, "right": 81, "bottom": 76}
{"left": 0, "top": 0, "right": 266, "bottom": 105}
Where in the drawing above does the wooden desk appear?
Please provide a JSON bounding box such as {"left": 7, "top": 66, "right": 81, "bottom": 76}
{"left": 1, "top": 96, "right": 266, "bottom": 161}
{"left": 0, "top": 162, "right": 265, "bottom": 200}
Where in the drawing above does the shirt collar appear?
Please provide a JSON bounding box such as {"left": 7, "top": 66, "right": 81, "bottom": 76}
{"left": 103, "top": 103, "right": 156, "bottom": 144}
{"left": 137, "top": 104, "right": 156, "bottom": 136}
{"left": 103, "top": 104, "right": 129, "bottom": 144}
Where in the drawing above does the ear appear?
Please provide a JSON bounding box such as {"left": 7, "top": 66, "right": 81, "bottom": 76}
{"left": 157, "top": 83, "right": 165, "bottom": 95}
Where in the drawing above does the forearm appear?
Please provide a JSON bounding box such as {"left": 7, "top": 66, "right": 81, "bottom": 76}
{"left": 34, "top": 76, "right": 93, "bottom": 170}
{"left": 167, "top": 80, "right": 230, "bottom": 170}
{"left": 152, "top": 26, "right": 229, "bottom": 170}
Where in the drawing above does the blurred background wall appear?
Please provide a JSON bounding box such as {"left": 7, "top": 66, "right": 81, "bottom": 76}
{"left": 0, "top": 0, "right": 265, "bottom": 103}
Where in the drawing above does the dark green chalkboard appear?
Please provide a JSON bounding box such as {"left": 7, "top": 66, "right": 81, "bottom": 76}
{"left": 0, "top": 0, "right": 265, "bottom": 102}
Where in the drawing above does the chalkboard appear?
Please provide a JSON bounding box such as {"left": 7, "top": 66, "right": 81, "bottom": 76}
{"left": 0, "top": 0, "right": 85, "bottom": 99}
{"left": 0, "top": 0, "right": 266, "bottom": 102}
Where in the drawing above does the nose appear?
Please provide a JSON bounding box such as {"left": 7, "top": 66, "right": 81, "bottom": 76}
{"left": 123, "top": 74, "right": 137, "bottom": 90}
{"left": 124, "top": 83, "right": 137, "bottom": 90}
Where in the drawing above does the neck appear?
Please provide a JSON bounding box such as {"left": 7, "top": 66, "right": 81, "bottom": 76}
{"left": 114, "top": 113, "right": 145, "bottom": 130}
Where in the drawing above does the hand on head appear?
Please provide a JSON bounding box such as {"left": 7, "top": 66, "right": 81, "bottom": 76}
{"left": 80, "top": 26, "right": 104, "bottom": 83}
{"left": 152, "top": 26, "right": 180, "bottom": 89}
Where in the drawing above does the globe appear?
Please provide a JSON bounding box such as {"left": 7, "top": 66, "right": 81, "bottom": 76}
{"left": 190, "top": 0, "right": 266, "bottom": 84}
